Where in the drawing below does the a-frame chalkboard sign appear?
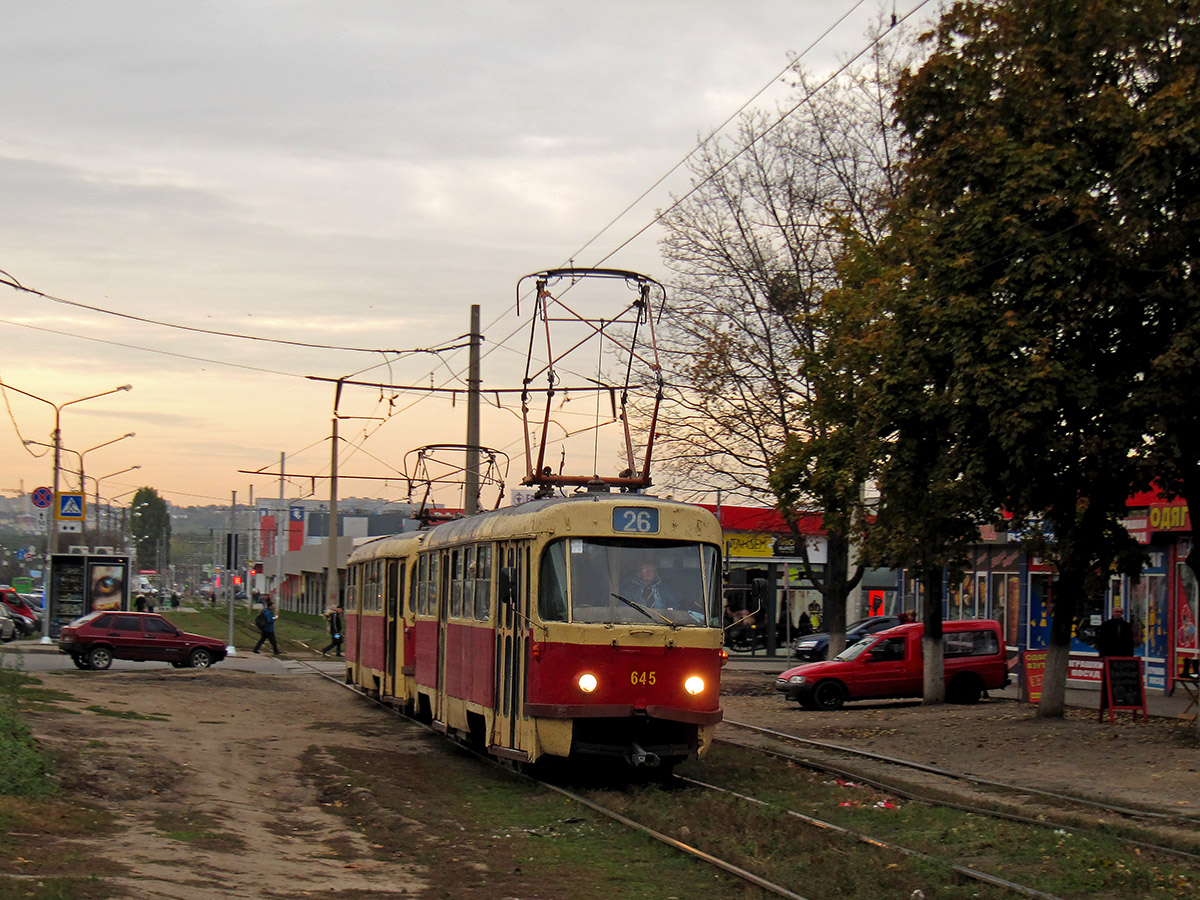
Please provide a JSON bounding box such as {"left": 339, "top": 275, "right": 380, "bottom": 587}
{"left": 1099, "top": 656, "right": 1147, "bottom": 723}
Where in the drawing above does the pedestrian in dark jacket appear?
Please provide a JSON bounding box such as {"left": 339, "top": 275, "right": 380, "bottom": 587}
{"left": 321, "top": 606, "right": 344, "bottom": 657}
{"left": 1098, "top": 608, "right": 1135, "bottom": 657}
{"left": 253, "top": 599, "right": 280, "bottom": 655}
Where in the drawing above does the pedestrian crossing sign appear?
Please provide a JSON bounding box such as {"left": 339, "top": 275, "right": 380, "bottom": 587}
{"left": 56, "top": 492, "right": 86, "bottom": 521}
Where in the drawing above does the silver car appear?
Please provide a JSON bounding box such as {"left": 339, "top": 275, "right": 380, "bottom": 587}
{"left": 0, "top": 606, "right": 15, "bottom": 642}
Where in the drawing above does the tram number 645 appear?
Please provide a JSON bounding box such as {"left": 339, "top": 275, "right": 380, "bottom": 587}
{"left": 630, "top": 670, "right": 657, "bottom": 686}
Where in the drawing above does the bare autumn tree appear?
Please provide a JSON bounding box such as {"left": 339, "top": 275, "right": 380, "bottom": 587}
{"left": 649, "top": 24, "right": 916, "bottom": 655}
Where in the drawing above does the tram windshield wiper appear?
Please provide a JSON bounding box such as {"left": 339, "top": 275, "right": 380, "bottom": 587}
{"left": 611, "top": 593, "right": 674, "bottom": 626}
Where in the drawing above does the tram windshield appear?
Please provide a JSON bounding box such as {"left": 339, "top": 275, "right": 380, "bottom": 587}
{"left": 539, "top": 538, "right": 721, "bottom": 626}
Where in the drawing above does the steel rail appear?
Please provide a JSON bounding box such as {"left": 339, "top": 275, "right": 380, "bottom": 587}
{"left": 720, "top": 735, "right": 1200, "bottom": 865}
{"left": 295, "top": 661, "right": 812, "bottom": 900}
{"left": 723, "top": 717, "right": 1200, "bottom": 824}
{"left": 537, "top": 780, "right": 815, "bottom": 900}
{"left": 679, "top": 775, "right": 1066, "bottom": 900}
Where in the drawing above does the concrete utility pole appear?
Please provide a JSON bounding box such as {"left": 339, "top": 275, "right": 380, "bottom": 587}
{"left": 226, "top": 491, "right": 237, "bottom": 655}
{"left": 325, "top": 387, "right": 341, "bottom": 612}
{"left": 465, "top": 303, "right": 482, "bottom": 515}
{"left": 276, "top": 452, "right": 285, "bottom": 602}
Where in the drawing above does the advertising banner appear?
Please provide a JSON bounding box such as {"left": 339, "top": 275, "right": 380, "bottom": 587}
{"left": 1022, "top": 649, "right": 1048, "bottom": 703}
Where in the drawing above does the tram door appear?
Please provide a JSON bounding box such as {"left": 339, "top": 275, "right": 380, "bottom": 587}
{"left": 435, "top": 549, "right": 450, "bottom": 723}
{"left": 493, "top": 540, "right": 530, "bottom": 753}
{"left": 382, "top": 560, "right": 403, "bottom": 699}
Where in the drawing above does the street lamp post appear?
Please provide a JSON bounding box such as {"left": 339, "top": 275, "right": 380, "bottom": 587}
{"left": 91, "top": 466, "right": 141, "bottom": 532}
{"left": 76, "top": 432, "right": 136, "bottom": 496}
{"left": 0, "top": 380, "right": 133, "bottom": 642}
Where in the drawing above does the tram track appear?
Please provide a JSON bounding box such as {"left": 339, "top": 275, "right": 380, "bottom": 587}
{"left": 724, "top": 717, "right": 1200, "bottom": 825}
{"left": 297, "top": 659, "right": 1189, "bottom": 899}
{"left": 298, "top": 660, "right": 814, "bottom": 899}
{"left": 720, "top": 717, "right": 1200, "bottom": 862}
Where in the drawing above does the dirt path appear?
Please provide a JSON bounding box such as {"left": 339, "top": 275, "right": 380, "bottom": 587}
{"left": 27, "top": 668, "right": 428, "bottom": 899}
{"left": 16, "top": 664, "right": 1200, "bottom": 898}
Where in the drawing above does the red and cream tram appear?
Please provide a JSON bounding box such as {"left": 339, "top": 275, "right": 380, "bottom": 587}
{"left": 343, "top": 493, "right": 725, "bottom": 769}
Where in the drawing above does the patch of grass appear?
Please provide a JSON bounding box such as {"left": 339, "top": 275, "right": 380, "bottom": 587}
{"left": 152, "top": 810, "right": 245, "bottom": 852}
{"left": 306, "top": 742, "right": 778, "bottom": 899}
{"left": 83, "top": 705, "right": 170, "bottom": 722}
{"left": 0, "top": 873, "right": 120, "bottom": 900}
{"left": 0, "top": 662, "right": 58, "bottom": 797}
{"left": 163, "top": 604, "right": 329, "bottom": 653}
{"left": 0, "top": 796, "right": 119, "bottom": 899}
{"left": 674, "top": 742, "right": 1200, "bottom": 899}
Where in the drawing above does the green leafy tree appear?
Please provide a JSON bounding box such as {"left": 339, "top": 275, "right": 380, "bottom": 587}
{"left": 129, "top": 487, "right": 171, "bottom": 575}
{"left": 872, "top": 0, "right": 1196, "bottom": 716}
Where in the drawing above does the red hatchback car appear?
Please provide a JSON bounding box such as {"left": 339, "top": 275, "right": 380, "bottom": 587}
{"left": 59, "top": 611, "right": 227, "bottom": 670}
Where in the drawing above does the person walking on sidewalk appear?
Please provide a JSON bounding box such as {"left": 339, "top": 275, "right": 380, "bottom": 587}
{"left": 321, "top": 605, "right": 344, "bottom": 657}
{"left": 254, "top": 599, "right": 280, "bottom": 655}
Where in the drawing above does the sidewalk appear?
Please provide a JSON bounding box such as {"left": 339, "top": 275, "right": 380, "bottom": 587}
{"left": 724, "top": 651, "right": 1199, "bottom": 721}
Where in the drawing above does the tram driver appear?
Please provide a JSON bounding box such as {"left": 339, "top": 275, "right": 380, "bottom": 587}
{"left": 624, "top": 562, "right": 677, "bottom": 610}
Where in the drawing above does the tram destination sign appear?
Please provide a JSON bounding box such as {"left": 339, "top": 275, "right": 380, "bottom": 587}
{"left": 612, "top": 507, "right": 659, "bottom": 534}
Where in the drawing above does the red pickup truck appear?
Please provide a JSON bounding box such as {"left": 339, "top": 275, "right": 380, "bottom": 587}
{"left": 775, "top": 619, "right": 1008, "bottom": 709}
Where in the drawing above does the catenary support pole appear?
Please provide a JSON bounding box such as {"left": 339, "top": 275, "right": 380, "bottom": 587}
{"left": 226, "top": 491, "right": 237, "bottom": 655}
{"left": 325, "top": 412, "right": 340, "bottom": 612}
{"left": 465, "top": 303, "right": 481, "bottom": 515}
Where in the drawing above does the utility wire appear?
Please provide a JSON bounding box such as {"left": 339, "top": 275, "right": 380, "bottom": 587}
{"left": 417, "top": 2, "right": 925, "bottom": 413}
{"left": 593, "top": 0, "right": 935, "bottom": 268}
{"left": 0, "top": 270, "right": 468, "bottom": 357}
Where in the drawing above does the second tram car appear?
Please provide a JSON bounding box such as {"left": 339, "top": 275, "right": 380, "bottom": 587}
{"left": 344, "top": 493, "right": 725, "bottom": 769}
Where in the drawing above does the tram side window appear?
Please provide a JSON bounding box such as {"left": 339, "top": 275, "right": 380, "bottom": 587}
{"left": 428, "top": 552, "right": 440, "bottom": 616}
{"left": 538, "top": 542, "right": 568, "bottom": 622}
{"left": 346, "top": 565, "right": 358, "bottom": 613}
{"left": 464, "top": 546, "right": 477, "bottom": 619}
{"left": 449, "top": 549, "right": 464, "bottom": 618}
{"left": 416, "top": 554, "right": 430, "bottom": 616}
{"left": 417, "top": 561, "right": 427, "bottom": 619}
{"left": 474, "top": 544, "right": 492, "bottom": 620}
{"left": 370, "top": 561, "right": 384, "bottom": 612}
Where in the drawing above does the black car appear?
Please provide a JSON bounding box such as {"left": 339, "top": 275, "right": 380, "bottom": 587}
{"left": 789, "top": 615, "right": 903, "bottom": 661}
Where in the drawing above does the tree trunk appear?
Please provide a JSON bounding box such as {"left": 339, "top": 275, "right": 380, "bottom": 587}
{"left": 822, "top": 530, "right": 853, "bottom": 658}
{"left": 1036, "top": 568, "right": 1083, "bottom": 719}
{"left": 922, "top": 568, "right": 945, "bottom": 705}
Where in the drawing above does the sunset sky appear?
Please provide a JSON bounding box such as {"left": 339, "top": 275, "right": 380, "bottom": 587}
{"left": 1, "top": 1, "right": 920, "bottom": 513}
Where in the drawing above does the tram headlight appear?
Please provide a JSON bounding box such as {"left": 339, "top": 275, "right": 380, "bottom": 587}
{"left": 684, "top": 676, "right": 705, "bottom": 695}
{"left": 578, "top": 673, "right": 598, "bottom": 693}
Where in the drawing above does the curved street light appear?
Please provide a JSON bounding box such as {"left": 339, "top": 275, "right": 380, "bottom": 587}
{"left": 24, "top": 431, "right": 136, "bottom": 495}
{"left": 0, "top": 380, "right": 133, "bottom": 642}
{"left": 86, "top": 465, "right": 142, "bottom": 531}
{"left": 77, "top": 433, "right": 136, "bottom": 495}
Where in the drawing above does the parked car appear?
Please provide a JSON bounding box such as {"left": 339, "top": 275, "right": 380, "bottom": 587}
{"left": 789, "top": 615, "right": 903, "bottom": 661}
{"left": 0, "top": 606, "right": 15, "bottom": 642}
{"left": 776, "top": 619, "right": 1009, "bottom": 709}
{"left": 0, "top": 587, "right": 39, "bottom": 637}
{"left": 58, "top": 611, "right": 227, "bottom": 670}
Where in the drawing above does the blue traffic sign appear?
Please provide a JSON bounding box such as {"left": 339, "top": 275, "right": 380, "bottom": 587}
{"left": 31, "top": 486, "right": 53, "bottom": 509}
{"left": 56, "top": 493, "right": 85, "bottom": 521}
